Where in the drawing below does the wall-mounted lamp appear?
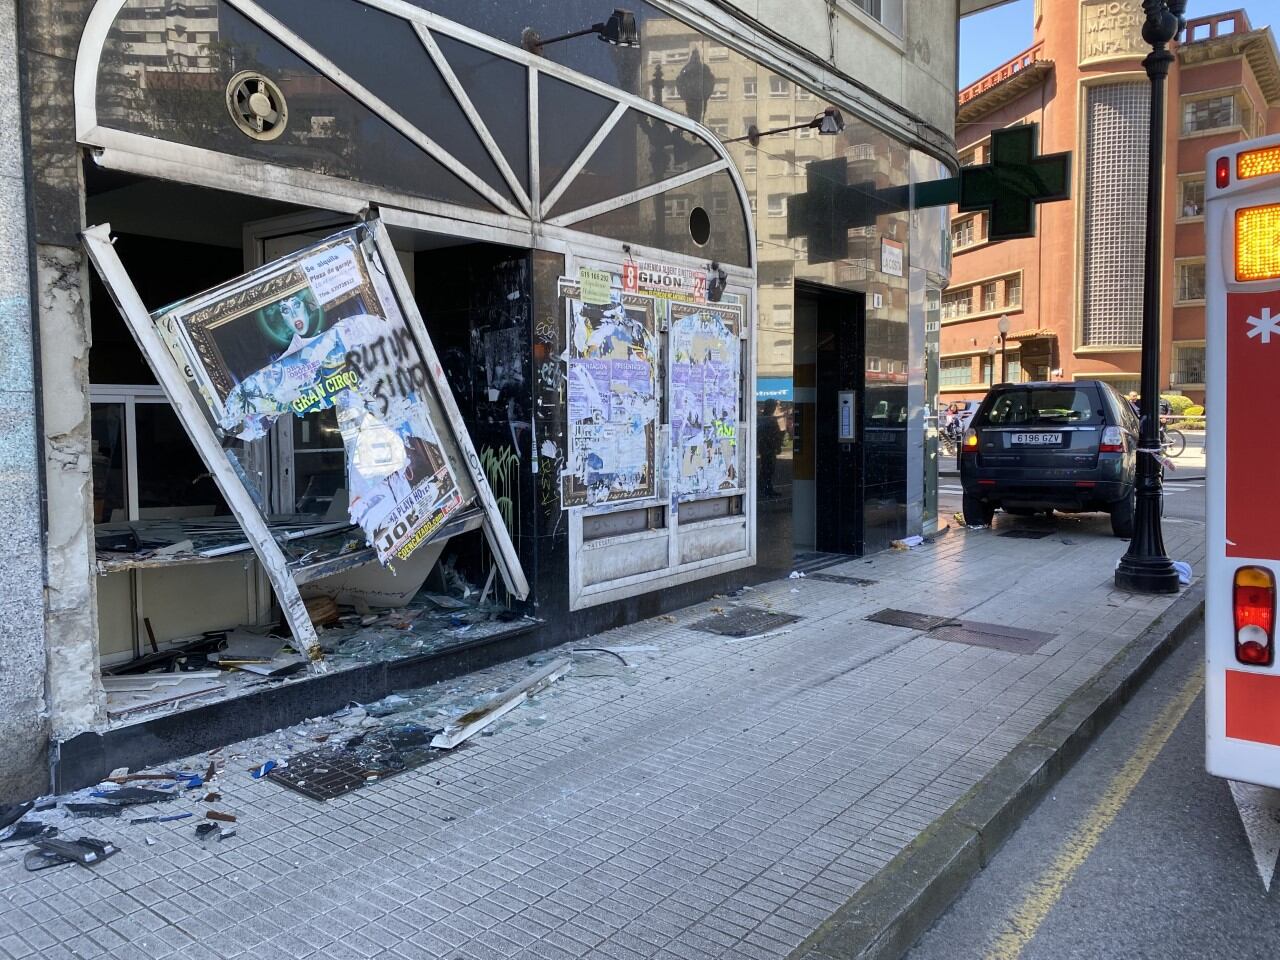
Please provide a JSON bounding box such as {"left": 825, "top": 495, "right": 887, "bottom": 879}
{"left": 725, "top": 106, "right": 845, "bottom": 147}
{"left": 521, "top": 9, "right": 640, "bottom": 55}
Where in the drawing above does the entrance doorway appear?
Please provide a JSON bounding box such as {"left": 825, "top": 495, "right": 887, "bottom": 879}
{"left": 792, "top": 282, "right": 865, "bottom": 558}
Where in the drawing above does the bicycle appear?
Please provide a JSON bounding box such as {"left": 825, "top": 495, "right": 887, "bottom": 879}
{"left": 1160, "top": 422, "right": 1186, "bottom": 458}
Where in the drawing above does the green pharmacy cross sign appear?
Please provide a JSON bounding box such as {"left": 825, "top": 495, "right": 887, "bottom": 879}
{"left": 787, "top": 123, "right": 1071, "bottom": 264}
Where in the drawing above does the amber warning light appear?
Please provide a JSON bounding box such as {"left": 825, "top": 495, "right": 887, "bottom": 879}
{"left": 1238, "top": 145, "right": 1280, "bottom": 182}
{"left": 1235, "top": 203, "right": 1280, "bottom": 282}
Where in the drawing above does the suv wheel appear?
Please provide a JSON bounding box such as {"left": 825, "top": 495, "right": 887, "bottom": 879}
{"left": 1110, "top": 490, "right": 1135, "bottom": 539}
{"left": 962, "top": 494, "right": 995, "bottom": 527}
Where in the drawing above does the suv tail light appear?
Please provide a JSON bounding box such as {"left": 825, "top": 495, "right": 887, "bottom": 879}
{"left": 1235, "top": 566, "right": 1275, "bottom": 667}
{"left": 1099, "top": 426, "right": 1124, "bottom": 453}
{"left": 962, "top": 427, "right": 978, "bottom": 453}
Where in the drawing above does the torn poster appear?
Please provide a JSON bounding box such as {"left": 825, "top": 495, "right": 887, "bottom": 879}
{"left": 670, "top": 302, "right": 743, "bottom": 499}
{"left": 560, "top": 279, "right": 657, "bottom": 506}
{"left": 153, "top": 227, "right": 467, "bottom": 566}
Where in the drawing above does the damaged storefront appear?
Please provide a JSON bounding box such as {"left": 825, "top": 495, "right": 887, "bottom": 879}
{"left": 14, "top": 0, "right": 952, "bottom": 794}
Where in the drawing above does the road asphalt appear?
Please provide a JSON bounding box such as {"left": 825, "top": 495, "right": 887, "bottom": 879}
{"left": 906, "top": 624, "right": 1280, "bottom": 960}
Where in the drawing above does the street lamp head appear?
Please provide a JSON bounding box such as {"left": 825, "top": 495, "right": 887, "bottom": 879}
{"left": 814, "top": 107, "right": 845, "bottom": 136}
{"left": 987, "top": 344, "right": 997, "bottom": 357}
{"left": 597, "top": 9, "right": 640, "bottom": 47}
{"left": 998, "top": 313, "right": 1010, "bottom": 335}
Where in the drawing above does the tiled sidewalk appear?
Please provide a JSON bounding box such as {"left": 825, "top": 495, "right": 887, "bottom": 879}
{"left": 0, "top": 513, "right": 1205, "bottom": 960}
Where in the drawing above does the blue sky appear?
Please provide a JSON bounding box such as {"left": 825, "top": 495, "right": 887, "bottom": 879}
{"left": 960, "top": 1, "right": 1277, "bottom": 87}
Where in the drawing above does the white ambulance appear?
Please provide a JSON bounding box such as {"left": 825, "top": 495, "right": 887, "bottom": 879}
{"left": 1205, "top": 133, "right": 1280, "bottom": 789}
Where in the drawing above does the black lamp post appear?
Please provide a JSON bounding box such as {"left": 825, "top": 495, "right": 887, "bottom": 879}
{"left": 1114, "top": 0, "right": 1185, "bottom": 595}
{"left": 997, "top": 313, "right": 1010, "bottom": 383}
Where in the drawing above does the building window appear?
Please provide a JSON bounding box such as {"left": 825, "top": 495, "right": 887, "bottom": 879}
{"left": 768, "top": 76, "right": 790, "bottom": 98}
{"left": 743, "top": 76, "right": 757, "bottom": 99}
{"left": 849, "top": 0, "right": 904, "bottom": 35}
{"left": 982, "top": 354, "right": 994, "bottom": 384}
{"left": 767, "top": 194, "right": 786, "bottom": 217}
{"left": 664, "top": 196, "right": 691, "bottom": 217}
{"left": 797, "top": 124, "right": 815, "bottom": 139}
{"left": 710, "top": 79, "right": 728, "bottom": 101}
{"left": 1183, "top": 93, "right": 1241, "bottom": 134}
{"left": 942, "top": 289, "right": 972, "bottom": 320}
{"left": 1082, "top": 82, "right": 1149, "bottom": 346}
{"left": 795, "top": 85, "right": 812, "bottom": 101}
{"left": 743, "top": 150, "right": 757, "bottom": 172}
{"left": 1005, "top": 274, "right": 1022, "bottom": 307}
{"left": 708, "top": 44, "right": 729, "bottom": 61}
{"left": 951, "top": 217, "right": 975, "bottom": 249}
{"left": 710, "top": 193, "right": 729, "bottom": 215}
{"left": 772, "top": 304, "right": 793, "bottom": 329}
{"left": 663, "top": 49, "right": 688, "bottom": 64}
{"left": 1180, "top": 178, "right": 1204, "bottom": 219}
{"left": 1172, "top": 343, "right": 1206, "bottom": 386}
{"left": 959, "top": 147, "right": 979, "bottom": 167}
{"left": 1006, "top": 351, "right": 1023, "bottom": 383}
{"left": 867, "top": 356, "right": 882, "bottom": 372}
{"left": 982, "top": 282, "right": 998, "bottom": 312}
{"left": 706, "top": 118, "right": 729, "bottom": 137}
{"left": 1176, "top": 260, "right": 1206, "bottom": 303}
{"left": 940, "top": 357, "right": 972, "bottom": 386}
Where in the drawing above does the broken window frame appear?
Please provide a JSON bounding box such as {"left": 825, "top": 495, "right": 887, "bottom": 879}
{"left": 82, "top": 217, "right": 529, "bottom": 666}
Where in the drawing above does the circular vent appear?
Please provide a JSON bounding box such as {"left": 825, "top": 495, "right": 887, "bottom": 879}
{"left": 226, "top": 72, "right": 288, "bottom": 141}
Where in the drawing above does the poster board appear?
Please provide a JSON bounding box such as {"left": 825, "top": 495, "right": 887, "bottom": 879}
{"left": 669, "top": 301, "right": 744, "bottom": 500}
{"left": 560, "top": 278, "right": 658, "bottom": 507}
{"left": 154, "top": 226, "right": 467, "bottom": 567}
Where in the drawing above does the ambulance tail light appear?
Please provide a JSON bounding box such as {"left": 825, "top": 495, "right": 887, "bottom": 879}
{"left": 1099, "top": 426, "right": 1124, "bottom": 453}
{"left": 1235, "top": 203, "right": 1280, "bottom": 282}
{"left": 1217, "top": 155, "right": 1230, "bottom": 189}
{"left": 1234, "top": 566, "right": 1275, "bottom": 667}
{"left": 962, "top": 428, "right": 979, "bottom": 453}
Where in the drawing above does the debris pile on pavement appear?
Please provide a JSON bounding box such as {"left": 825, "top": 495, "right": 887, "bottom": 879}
{"left": 0, "top": 654, "right": 589, "bottom": 876}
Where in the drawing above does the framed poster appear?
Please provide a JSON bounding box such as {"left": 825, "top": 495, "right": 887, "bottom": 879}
{"left": 153, "top": 227, "right": 466, "bottom": 567}
{"left": 669, "top": 301, "right": 743, "bottom": 500}
{"left": 559, "top": 278, "right": 658, "bottom": 507}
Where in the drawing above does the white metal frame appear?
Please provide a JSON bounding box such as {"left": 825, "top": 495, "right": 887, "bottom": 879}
{"left": 1204, "top": 133, "right": 1280, "bottom": 789}
{"left": 564, "top": 251, "right": 757, "bottom": 611}
{"left": 75, "top": 0, "right": 756, "bottom": 269}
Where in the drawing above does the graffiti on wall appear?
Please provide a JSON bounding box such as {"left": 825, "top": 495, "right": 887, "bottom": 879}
{"left": 558, "top": 279, "right": 658, "bottom": 507}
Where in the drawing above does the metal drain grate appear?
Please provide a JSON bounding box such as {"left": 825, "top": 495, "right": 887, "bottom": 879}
{"left": 998, "top": 529, "right": 1055, "bottom": 539}
{"left": 865, "top": 608, "right": 960, "bottom": 631}
{"left": 930, "top": 620, "right": 1054, "bottom": 653}
{"left": 268, "top": 750, "right": 374, "bottom": 801}
{"left": 692, "top": 606, "right": 802, "bottom": 638}
{"left": 808, "top": 573, "right": 878, "bottom": 586}
{"left": 268, "top": 727, "right": 447, "bottom": 800}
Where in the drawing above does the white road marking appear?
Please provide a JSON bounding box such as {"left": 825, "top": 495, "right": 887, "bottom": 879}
{"left": 1228, "top": 780, "right": 1280, "bottom": 891}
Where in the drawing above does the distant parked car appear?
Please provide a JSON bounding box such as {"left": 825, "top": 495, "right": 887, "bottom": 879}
{"left": 959, "top": 381, "right": 1138, "bottom": 537}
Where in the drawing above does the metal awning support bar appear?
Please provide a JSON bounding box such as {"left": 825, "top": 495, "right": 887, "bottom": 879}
{"left": 80, "top": 223, "right": 326, "bottom": 668}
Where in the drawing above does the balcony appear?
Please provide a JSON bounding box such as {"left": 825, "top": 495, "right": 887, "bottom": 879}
{"left": 959, "top": 41, "right": 1045, "bottom": 106}
{"left": 957, "top": 41, "right": 1053, "bottom": 125}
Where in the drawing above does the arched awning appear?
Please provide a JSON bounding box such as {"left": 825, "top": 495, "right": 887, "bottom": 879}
{"left": 76, "top": 0, "right": 755, "bottom": 269}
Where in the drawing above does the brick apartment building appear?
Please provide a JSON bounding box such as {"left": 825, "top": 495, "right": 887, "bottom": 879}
{"left": 940, "top": 4, "right": 1279, "bottom": 404}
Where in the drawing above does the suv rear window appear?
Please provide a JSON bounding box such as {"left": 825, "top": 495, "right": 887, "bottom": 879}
{"left": 977, "top": 387, "right": 1102, "bottom": 427}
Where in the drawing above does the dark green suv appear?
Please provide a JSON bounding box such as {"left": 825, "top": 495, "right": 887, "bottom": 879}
{"left": 959, "top": 381, "right": 1139, "bottom": 538}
